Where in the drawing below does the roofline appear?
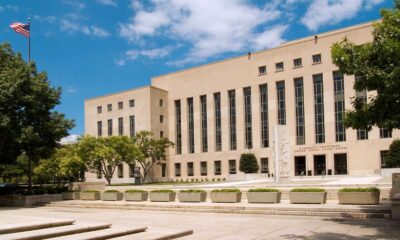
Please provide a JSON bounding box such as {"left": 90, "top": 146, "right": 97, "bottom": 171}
{"left": 85, "top": 85, "right": 167, "bottom": 102}
{"left": 151, "top": 20, "right": 377, "bottom": 81}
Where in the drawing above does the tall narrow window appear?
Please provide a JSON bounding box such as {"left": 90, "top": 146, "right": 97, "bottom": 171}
{"left": 259, "top": 84, "right": 269, "bottom": 148}
{"left": 214, "top": 160, "right": 221, "bottom": 175}
{"left": 294, "top": 78, "right": 305, "bottom": 145}
{"left": 107, "top": 119, "right": 112, "bottom": 136}
{"left": 261, "top": 158, "right": 269, "bottom": 173}
{"left": 333, "top": 71, "right": 346, "bottom": 142}
{"left": 228, "top": 90, "right": 237, "bottom": 150}
{"left": 118, "top": 101, "right": 123, "bottom": 110}
{"left": 175, "top": 100, "right": 182, "bottom": 154}
{"left": 175, "top": 163, "right": 181, "bottom": 177}
{"left": 380, "top": 128, "right": 392, "bottom": 138}
{"left": 97, "top": 106, "right": 102, "bottom": 114}
{"left": 229, "top": 160, "right": 237, "bottom": 174}
{"left": 276, "top": 81, "right": 286, "bottom": 125}
{"left": 214, "top": 93, "right": 222, "bottom": 151}
{"left": 129, "top": 99, "right": 135, "bottom": 107}
{"left": 117, "top": 164, "right": 123, "bottom": 178}
{"left": 243, "top": 87, "right": 253, "bottom": 149}
{"left": 118, "top": 117, "right": 123, "bottom": 136}
{"left": 97, "top": 121, "right": 102, "bottom": 137}
{"left": 187, "top": 162, "right": 194, "bottom": 176}
{"left": 187, "top": 97, "right": 195, "bottom": 154}
{"left": 355, "top": 75, "right": 368, "bottom": 140}
{"left": 200, "top": 95, "right": 208, "bottom": 152}
{"left": 313, "top": 74, "right": 325, "bottom": 143}
{"left": 129, "top": 115, "right": 135, "bottom": 138}
{"left": 107, "top": 104, "right": 112, "bottom": 112}
{"left": 200, "top": 162, "right": 207, "bottom": 176}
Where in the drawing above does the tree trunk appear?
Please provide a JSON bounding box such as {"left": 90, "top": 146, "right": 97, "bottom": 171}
{"left": 28, "top": 154, "right": 32, "bottom": 192}
{"left": 106, "top": 177, "right": 112, "bottom": 185}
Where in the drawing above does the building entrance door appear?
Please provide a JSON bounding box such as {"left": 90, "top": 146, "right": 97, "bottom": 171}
{"left": 294, "top": 156, "right": 306, "bottom": 176}
{"left": 334, "top": 154, "right": 347, "bottom": 175}
{"left": 313, "top": 155, "right": 326, "bottom": 175}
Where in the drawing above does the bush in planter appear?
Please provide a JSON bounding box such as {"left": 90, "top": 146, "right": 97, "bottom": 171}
{"left": 249, "top": 188, "right": 280, "bottom": 192}
{"left": 339, "top": 187, "right": 380, "bottom": 193}
{"left": 125, "top": 189, "right": 148, "bottom": 201}
{"left": 179, "top": 189, "right": 207, "bottom": 202}
{"left": 290, "top": 188, "right": 327, "bottom": 204}
{"left": 102, "top": 190, "right": 123, "bottom": 201}
{"left": 62, "top": 190, "right": 80, "bottom": 200}
{"left": 211, "top": 189, "right": 241, "bottom": 203}
{"left": 149, "top": 189, "right": 176, "bottom": 202}
{"left": 248, "top": 188, "right": 281, "bottom": 203}
{"left": 125, "top": 189, "right": 147, "bottom": 193}
{"left": 80, "top": 190, "right": 101, "bottom": 200}
{"left": 338, "top": 187, "right": 380, "bottom": 205}
{"left": 239, "top": 153, "right": 259, "bottom": 173}
{"left": 290, "top": 188, "right": 326, "bottom": 192}
{"left": 180, "top": 189, "right": 206, "bottom": 193}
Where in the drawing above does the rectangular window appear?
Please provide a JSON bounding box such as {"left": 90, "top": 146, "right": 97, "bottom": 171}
{"left": 294, "top": 78, "right": 305, "bottom": 145}
{"left": 357, "top": 129, "right": 368, "bottom": 140}
{"left": 117, "top": 164, "right": 123, "bottom": 178}
{"left": 276, "top": 81, "right": 286, "bottom": 125}
{"left": 187, "top": 98, "right": 195, "bottom": 154}
{"left": 129, "top": 164, "right": 135, "bottom": 177}
{"left": 293, "top": 58, "right": 302, "bottom": 68}
{"left": 187, "top": 162, "right": 194, "bottom": 176}
{"left": 175, "top": 100, "right": 182, "bottom": 154}
{"left": 160, "top": 131, "right": 164, "bottom": 138}
{"left": 118, "top": 101, "right": 123, "bottom": 110}
{"left": 381, "top": 150, "right": 389, "bottom": 168}
{"left": 355, "top": 75, "right": 369, "bottom": 140}
{"left": 333, "top": 71, "right": 346, "bottom": 142}
{"left": 97, "top": 106, "right": 102, "bottom": 114}
{"left": 259, "top": 84, "right": 269, "bottom": 148}
{"left": 107, "top": 104, "right": 112, "bottom": 112}
{"left": 160, "top": 115, "right": 164, "bottom": 123}
{"left": 175, "top": 163, "right": 181, "bottom": 177}
{"left": 200, "top": 95, "right": 208, "bottom": 152}
{"left": 313, "top": 74, "right": 325, "bottom": 143}
{"left": 214, "top": 160, "right": 221, "bottom": 175}
{"left": 243, "top": 87, "right": 253, "bottom": 149}
{"left": 129, "top": 115, "right": 135, "bottom": 138}
{"left": 129, "top": 99, "right": 135, "bottom": 107}
{"left": 228, "top": 90, "right": 237, "bottom": 150}
{"left": 159, "top": 99, "right": 163, "bottom": 107}
{"left": 312, "top": 54, "right": 322, "bottom": 64}
{"left": 118, "top": 117, "right": 123, "bottom": 136}
{"left": 334, "top": 154, "right": 347, "bottom": 175}
{"left": 107, "top": 119, "right": 113, "bottom": 136}
{"left": 161, "top": 163, "right": 166, "bottom": 177}
{"left": 275, "top": 62, "right": 284, "bottom": 72}
{"left": 380, "top": 128, "right": 392, "bottom": 138}
{"left": 258, "top": 65, "right": 267, "bottom": 75}
{"left": 261, "top": 158, "right": 268, "bottom": 173}
{"left": 201, "top": 162, "right": 207, "bottom": 176}
{"left": 97, "top": 121, "right": 102, "bottom": 137}
{"left": 214, "top": 93, "right": 222, "bottom": 151}
{"left": 229, "top": 160, "right": 236, "bottom": 174}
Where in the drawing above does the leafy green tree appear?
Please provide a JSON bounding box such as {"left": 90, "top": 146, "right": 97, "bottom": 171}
{"left": 239, "top": 153, "right": 259, "bottom": 173}
{"left": 331, "top": 1, "right": 400, "bottom": 130}
{"left": 0, "top": 43, "right": 74, "bottom": 189}
{"left": 385, "top": 140, "right": 400, "bottom": 167}
{"left": 133, "top": 131, "right": 173, "bottom": 182}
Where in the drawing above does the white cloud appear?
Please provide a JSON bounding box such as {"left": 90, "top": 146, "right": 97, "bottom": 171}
{"left": 61, "top": 18, "right": 109, "bottom": 38}
{"left": 96, "top": 0, "right": 117, "bottom": 7}
{"left": 125, "top": 46, "right": 173, "bottom": 60}
{"left": 0, "top": 6, "right": 4, "bottom": 12}
{"left": 60, "top": 134, "right": 80, "bottom": 145}
{"left": 6, "top": 5, "right": 19, "bottom": 11}
{"left": 66, "top": 87, "right": 78, "bottom": 93}
{"left": 114, "top": 59, "right": 126, "bottom": 66}
{"left": 301, "top": 0, "right": 384, "bottom": 31}
{"left": 33, "top": 15, "right": 56, "bottom": 23}
{"left": 62, "top": 0, "right": 85, "bottom": 10}
{"left": 251, "top": 25, "right": 289, "bottom": 50}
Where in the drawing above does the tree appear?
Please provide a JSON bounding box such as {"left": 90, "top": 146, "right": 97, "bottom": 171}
{"left": 239, "top": 153, "right": 259, "bottom": 173}
{"left": 78, "top": 136, "right": 140, "bottom": 185}
{"left": 133, "top": 131, "right": 174, "bottom": 183}
{"left": 0, "top": 43, "right": 74, "bottom": 190}
{"left": 385, "top": 140, "right": 400, "bottom": 167}
{"left": 331, "top": 1, "right": 400, "bottom": 130}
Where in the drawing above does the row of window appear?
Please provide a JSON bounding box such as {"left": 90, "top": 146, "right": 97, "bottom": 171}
{"left": 96, "top": 99, "right": 164, "bottom": 114}
{"left": 97, "top": 163, "right": 167, "bottom": 179}
{"left": 258, "top": 54, "right": 322, "bottom": 75}
{"left": 97, "top": 116, "right": 136, "bottom": 138}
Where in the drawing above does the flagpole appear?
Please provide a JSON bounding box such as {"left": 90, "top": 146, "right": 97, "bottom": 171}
{"left": 28, "top": 17, "right": 31, "bottom": 63}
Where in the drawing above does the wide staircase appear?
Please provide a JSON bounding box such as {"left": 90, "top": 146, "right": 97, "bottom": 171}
{"left": 0, "top": 218, "right": 193, "bottom": 240}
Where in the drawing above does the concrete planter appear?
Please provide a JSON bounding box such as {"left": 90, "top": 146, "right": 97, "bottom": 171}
{"left": 149, "top": 192, "right": 176, "bottom": 202}
{"left": 0, "top": 194, "right": 62, "bottom": 207}
{"left": 338, "top": 192, "right": 380, "bottom": 205}
{"left": 210, "top": 192, "right": 242, "bottom": 203}
{"left": 289, "top": 192, "right": 327, "bottom": 204}
{"left": 125, "top": 192, "right": 148, "bottom": 201}
{"left": 80, "top": 192, "right": 101, "bottom": 200}
{"left": 247, "top": 192, "right": 281, "bottom": 203}
{"left": 178, "top": 192, "right": 207, "bottom": 202}
{"left": 61, "top": 192, "right": 80, "bottom": 200}
{"left": 102, "top": 191, "right": 123, "bottom": 201}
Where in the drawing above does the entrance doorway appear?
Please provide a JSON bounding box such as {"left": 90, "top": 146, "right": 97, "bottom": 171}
{"left": 334, "top": 154, "right": 347, "bottom": 175}
{"left": 313, "top": 155, "right": 326, "bottom": 175}
{"left": 294, "top": 156, "right": 306, "bottom": 176}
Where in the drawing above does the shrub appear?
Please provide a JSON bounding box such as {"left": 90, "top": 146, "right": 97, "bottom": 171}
{"left": 290, "top": 188, "right": 325, "bottom": 192}
{"left": 180, "top": 189, "right": 206, "bottom": 193}
{"left": 104, "top": 189, "right": 120, "bottom": 193}
{"left": 239, "top": 153, "right": 259, "bottom": 173}
{"left": 249, "top": 188, "right": 280, "bottom": 192}
{"left": 385, "top": 140, "right": 400, "bottom": 167}
{"left": 125, "top": 189, "right": 147, "bottom": 193}
{"left": 211, "top": 188, "right": 240, "bottom": 193}
{"left": 64, "top": 190, "right": 80, "bottom": 193}
{"left": 339, "top": 187, "right": 380, "bottom": 193}
{"left": 151, "top": 189, "right": 175, "bottom": 193}
{"left": 82, "top": 190, "right": 100, "bottom": 193}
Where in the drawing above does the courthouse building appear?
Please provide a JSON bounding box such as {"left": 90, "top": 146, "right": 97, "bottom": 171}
{"left": 85, "top": 21, "right": 398, "bottom": 183}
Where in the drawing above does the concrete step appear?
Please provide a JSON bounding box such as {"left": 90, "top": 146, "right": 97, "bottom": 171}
{"left": 0, "top": 222, "right": 111, "bottom": 240}
{"left": 0, "top": 219, "right": 75, "bottom": 234}
{"left": 47, "top": 226, "right": 147, "bottom": 240}
{"left": 110, "top": 228, "right": 193, "bottom": 240}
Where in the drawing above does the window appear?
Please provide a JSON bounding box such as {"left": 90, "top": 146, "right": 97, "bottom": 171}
{"left": 107, "top": 104, "right": 112, "bottom": 112}
{"left": 187, "top": 98, "right": 195, "bottom": 154}
{"left": 175, "top": 100, "right": 182, "bottom": 154}
{"left": 160, "top": 131, "right": 164, "bottom": 138}
{"left": 159, "top": 99, "right": 163, "bottom": 107}
{"left": 313, "top": 74, "right": 325, "bottom": 143}
{"left": 333, "top": 71, "right": 346, "bottom": 142}
{"left": 96, "top": 166, "right": 102, "bottom": 179}
{"left": 214, "top": 93, "right": 222, "bottom": 151}
{"left": 258, "top": 65, "right": 267, "bottom": 75}
{"left": 129, "top": 99, "right": 135, "bottom": 107}
{"left": 228, "top": 90, "right": 237, "bottom": 150}
{"left": 160, "top": 115, "right": 164, "bottom": 123}
{"left": 312, "top": 54, "right": 322, "bottom": 64}
{"left": 357, "top": 129, "right": 368, "bottom": 140}
{"left": 200, "top": 95, "right": 208, "bottom": 152}
{"left": 259, "top": 84, "right": 269, "bottom": 148}
{"left": 201, "top": 162, "right": 207, "bottom": 176}
{"left": 187, "top": 162, "right": 194, "bottom": 176}
{"left": 243, "top": 87, "right": 253, "bottom": 149}
{"left": 129, "top": 115, "right": 135, "bottom": 138}
{"left": 118, "top": 117, "right": 123, "bottom": 136}
{"left": 117, "top": 164, "right": 123, "bottom": 178}
{"left": 129, "top": 164, "right": 135, "bottom": 177}
{"left": 294, "top": 78, "right": 305, "bottom": 145}
{"left": 261, "top": 158, "right": 268, "bottom": 173}
{"left": 276, "top": 81, "right": 286, "bottom": 125}
{"left": 118, "top": 101, "right": 123, "bottom": 110}
{"left": 355, "top": 75, "right": 368, "bottom": 140}
{"left": 380, "top": 128, "right": 392, "bottom": 138}
{"left": 161, "top": 163, "right": 166, "bottom": 177}
{"left": 293, "top": 58, "right": 302, "bottom": 68}
{"left": 97, "top": 121, "right": 102, "bottom": 137}
{"left": 381, "top": 150, "right": 389, "bottom": 168}
{"left": 334, "top": 154, "right": 347, "bottom": 175}
{"left": 275, "top": 62, "right": 284, "bottom": 72}
{"left": 214, "top": 161, "right": 221, "bottom": 175}
{"left": 229, "top": 160, "right": 236, "bottom": 174}
{"left": 175, "top": 163, "right": 181, "bottom": 177}
{"left": 107, "top": 119, "right": 113, "bottom": 136}
{"left": 97, "top": 106, "right": 102, "bottom": 114}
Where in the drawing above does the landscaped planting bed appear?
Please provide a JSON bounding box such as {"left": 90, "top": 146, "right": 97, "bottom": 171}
{"left": 80, "top": 190, "right": 101, "bottom": 200}
{"left": 247, "top": 188, "right": 281, "bottom": 203}
{"left": 338, "top": 187, "right": 380, "bottom": 205}
{"left": 289, "top": 188, "right": 327, "bottom": 204}
{"left": 149, "top": 189, "right": 176, "bottom": 202}
{"left": 210, "top": 189, "right": 242, "bottom": 203}
{"left": 178, "top": 189, "right": 207, "bottom": 202}
{"left": 125, "top": 189, "right": 148, "bottom": 201}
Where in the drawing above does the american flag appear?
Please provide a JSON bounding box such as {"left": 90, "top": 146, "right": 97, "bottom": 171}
{"left": 10, "top": 22, "right": 30, "bottom": 38}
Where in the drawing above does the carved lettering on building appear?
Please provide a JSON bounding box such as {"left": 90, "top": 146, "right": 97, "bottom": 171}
{"left": 293, "top": 144, "right": 347, "bottom": 153}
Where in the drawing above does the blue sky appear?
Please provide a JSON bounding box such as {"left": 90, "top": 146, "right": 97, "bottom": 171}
{"left": 0, "top": 0, "right": 394, "bottom": 141}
